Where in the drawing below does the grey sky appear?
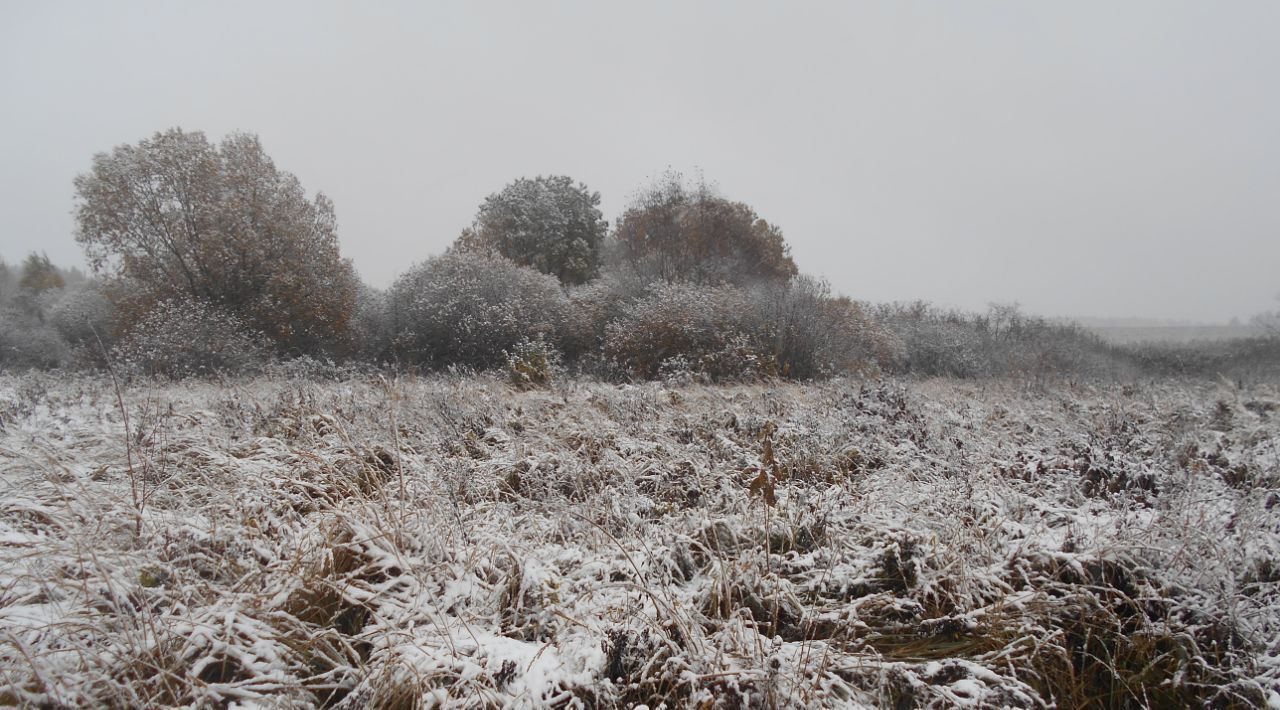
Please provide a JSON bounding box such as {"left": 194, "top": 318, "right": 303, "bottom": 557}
{"left": 2, "top": 1, "right": 1277, "bottom": 322}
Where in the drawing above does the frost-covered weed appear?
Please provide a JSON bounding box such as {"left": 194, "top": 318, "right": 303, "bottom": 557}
{"left": 504, "top": 336, "right": 560, "bottom": 389}
{"left": 0, "top": 374, "right": 1277, "bottom": 707}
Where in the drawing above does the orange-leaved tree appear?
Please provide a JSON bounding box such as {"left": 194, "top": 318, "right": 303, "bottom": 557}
{"left": 611, "top": 170, "right": 797, "bottom": 286}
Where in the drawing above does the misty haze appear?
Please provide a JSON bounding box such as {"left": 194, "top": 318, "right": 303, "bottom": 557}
{"left": 1, "top": 3, "right": 1278, "bottom": 708}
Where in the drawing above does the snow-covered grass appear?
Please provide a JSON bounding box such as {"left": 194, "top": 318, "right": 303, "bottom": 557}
{"left": 1, "top": 371, "right": 1277, "bottom": 708}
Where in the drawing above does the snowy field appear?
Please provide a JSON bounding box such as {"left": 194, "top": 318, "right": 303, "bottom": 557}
{"left": 1, "top": 371, "right": 1277, "bottom": 708}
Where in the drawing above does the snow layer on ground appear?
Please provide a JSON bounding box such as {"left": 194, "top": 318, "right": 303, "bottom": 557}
{"left": 0, "top": 371, "right": 1277, "bottom": 707}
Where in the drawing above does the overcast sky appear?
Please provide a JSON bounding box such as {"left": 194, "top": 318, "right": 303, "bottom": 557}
{"left": 2, "top": 1, "right": 1277, "bottom": 322}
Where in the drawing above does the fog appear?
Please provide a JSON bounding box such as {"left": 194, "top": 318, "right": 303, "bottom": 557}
{"left": 2, "top": 0, "right": 1277, "bottom": 322}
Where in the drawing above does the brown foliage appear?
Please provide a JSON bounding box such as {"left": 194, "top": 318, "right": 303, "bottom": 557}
{"left": 611, "top": 171, "right": 798, "bottom": 285}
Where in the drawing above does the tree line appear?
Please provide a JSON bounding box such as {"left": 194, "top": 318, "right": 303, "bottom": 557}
{"left": 2, "top": 128, "right": 1275, "bottom": 383}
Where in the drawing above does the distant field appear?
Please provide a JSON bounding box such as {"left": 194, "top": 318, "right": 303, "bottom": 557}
{"left": 1, "top": 373, "right": 1277, "bottom": 707}
{"left": 1088, "top": 324, "right": 1266, "bottom": 344}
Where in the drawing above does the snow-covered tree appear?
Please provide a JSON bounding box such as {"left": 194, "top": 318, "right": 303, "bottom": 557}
{"left": 345, "top": 282, "right": 394, "bottom": 362}
{"left": 456, "top": 175, "right": 607, "bottom": 285}
{"left": 73, "top": 128, "right": 358, "bottom": 356}
{"left": 0, "top": 261, "right": 13, "bottom": 307}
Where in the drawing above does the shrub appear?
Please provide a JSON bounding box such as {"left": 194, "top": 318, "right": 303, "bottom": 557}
{"left": 111, "top": 297, "right": 268, "bottom": 378}
{"left": 604, "top": 282, "right": 773, "bottom": 381}
{"left": 388, "top": 250, "right": 568, "bottom": 369}
{"left": 47, "top": 281, "right": 117, "bottom": 350}
{"left": 0, "top": 317, "right": 69, "bottom": 370}
{"left": 0, "top": 257, "right": 114, "bottom": 372}
{"left": 1124, "top": 336, "right": 1280, "bottom": 380}
{"left": 505, "top": 336, "right": 560, "bottom": 389}
{"left": 874, "top": 303, "right": 989, "bottom": 378}
{"left": 746, "top": 276, "right": 893, "bottom": 378}
{"left": 603, "top": 279, "right": 896, "bottom": 382}
{"left": 560, "top": 269, "right": 651, "bottom": 363}
{"left": 872, "top": 302, "right": 1129, "bottom": 381}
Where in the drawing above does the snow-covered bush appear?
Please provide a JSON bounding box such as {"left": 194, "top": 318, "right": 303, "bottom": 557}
{"left": 47, "top": 281, "right": 117, "bottom": 350}
{"left": 1000, "top": 319, "right": 1123, "bottom": 383}
{"left": 875, "top": 303, "right": 990, "bottom": 377}
{"left": 388, "top": 250, "right": 568, "bottom": 369}
{"left": 609, "top": 170, "right": 798, "bottom": 285}
{"left": 560, "top": 269, "right": 651, "bottom": 363}
{"left": 1127, "top": 336, "right": 1280, "bottom": 381}
{"left": 745, "top": 276, "right": 895, "bottom": 378}
{"left": 604, "top": 282, "right": 773, "bottom": 381}
{"left": 111, "top": 297, "right": 268, "bottom": 378}
{"left": 0, "top": 315, "right": 69, "bottom": 370}
{"left": 604, "top": 279, "right": 895, "bottom": 382}
{"left": 872, "top": 302, "right": 1133, "bottom": 381}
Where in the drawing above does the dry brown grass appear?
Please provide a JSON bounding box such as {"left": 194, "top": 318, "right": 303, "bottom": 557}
{"left": 0, "top": 371, "right": 1275, "bottom": 707}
